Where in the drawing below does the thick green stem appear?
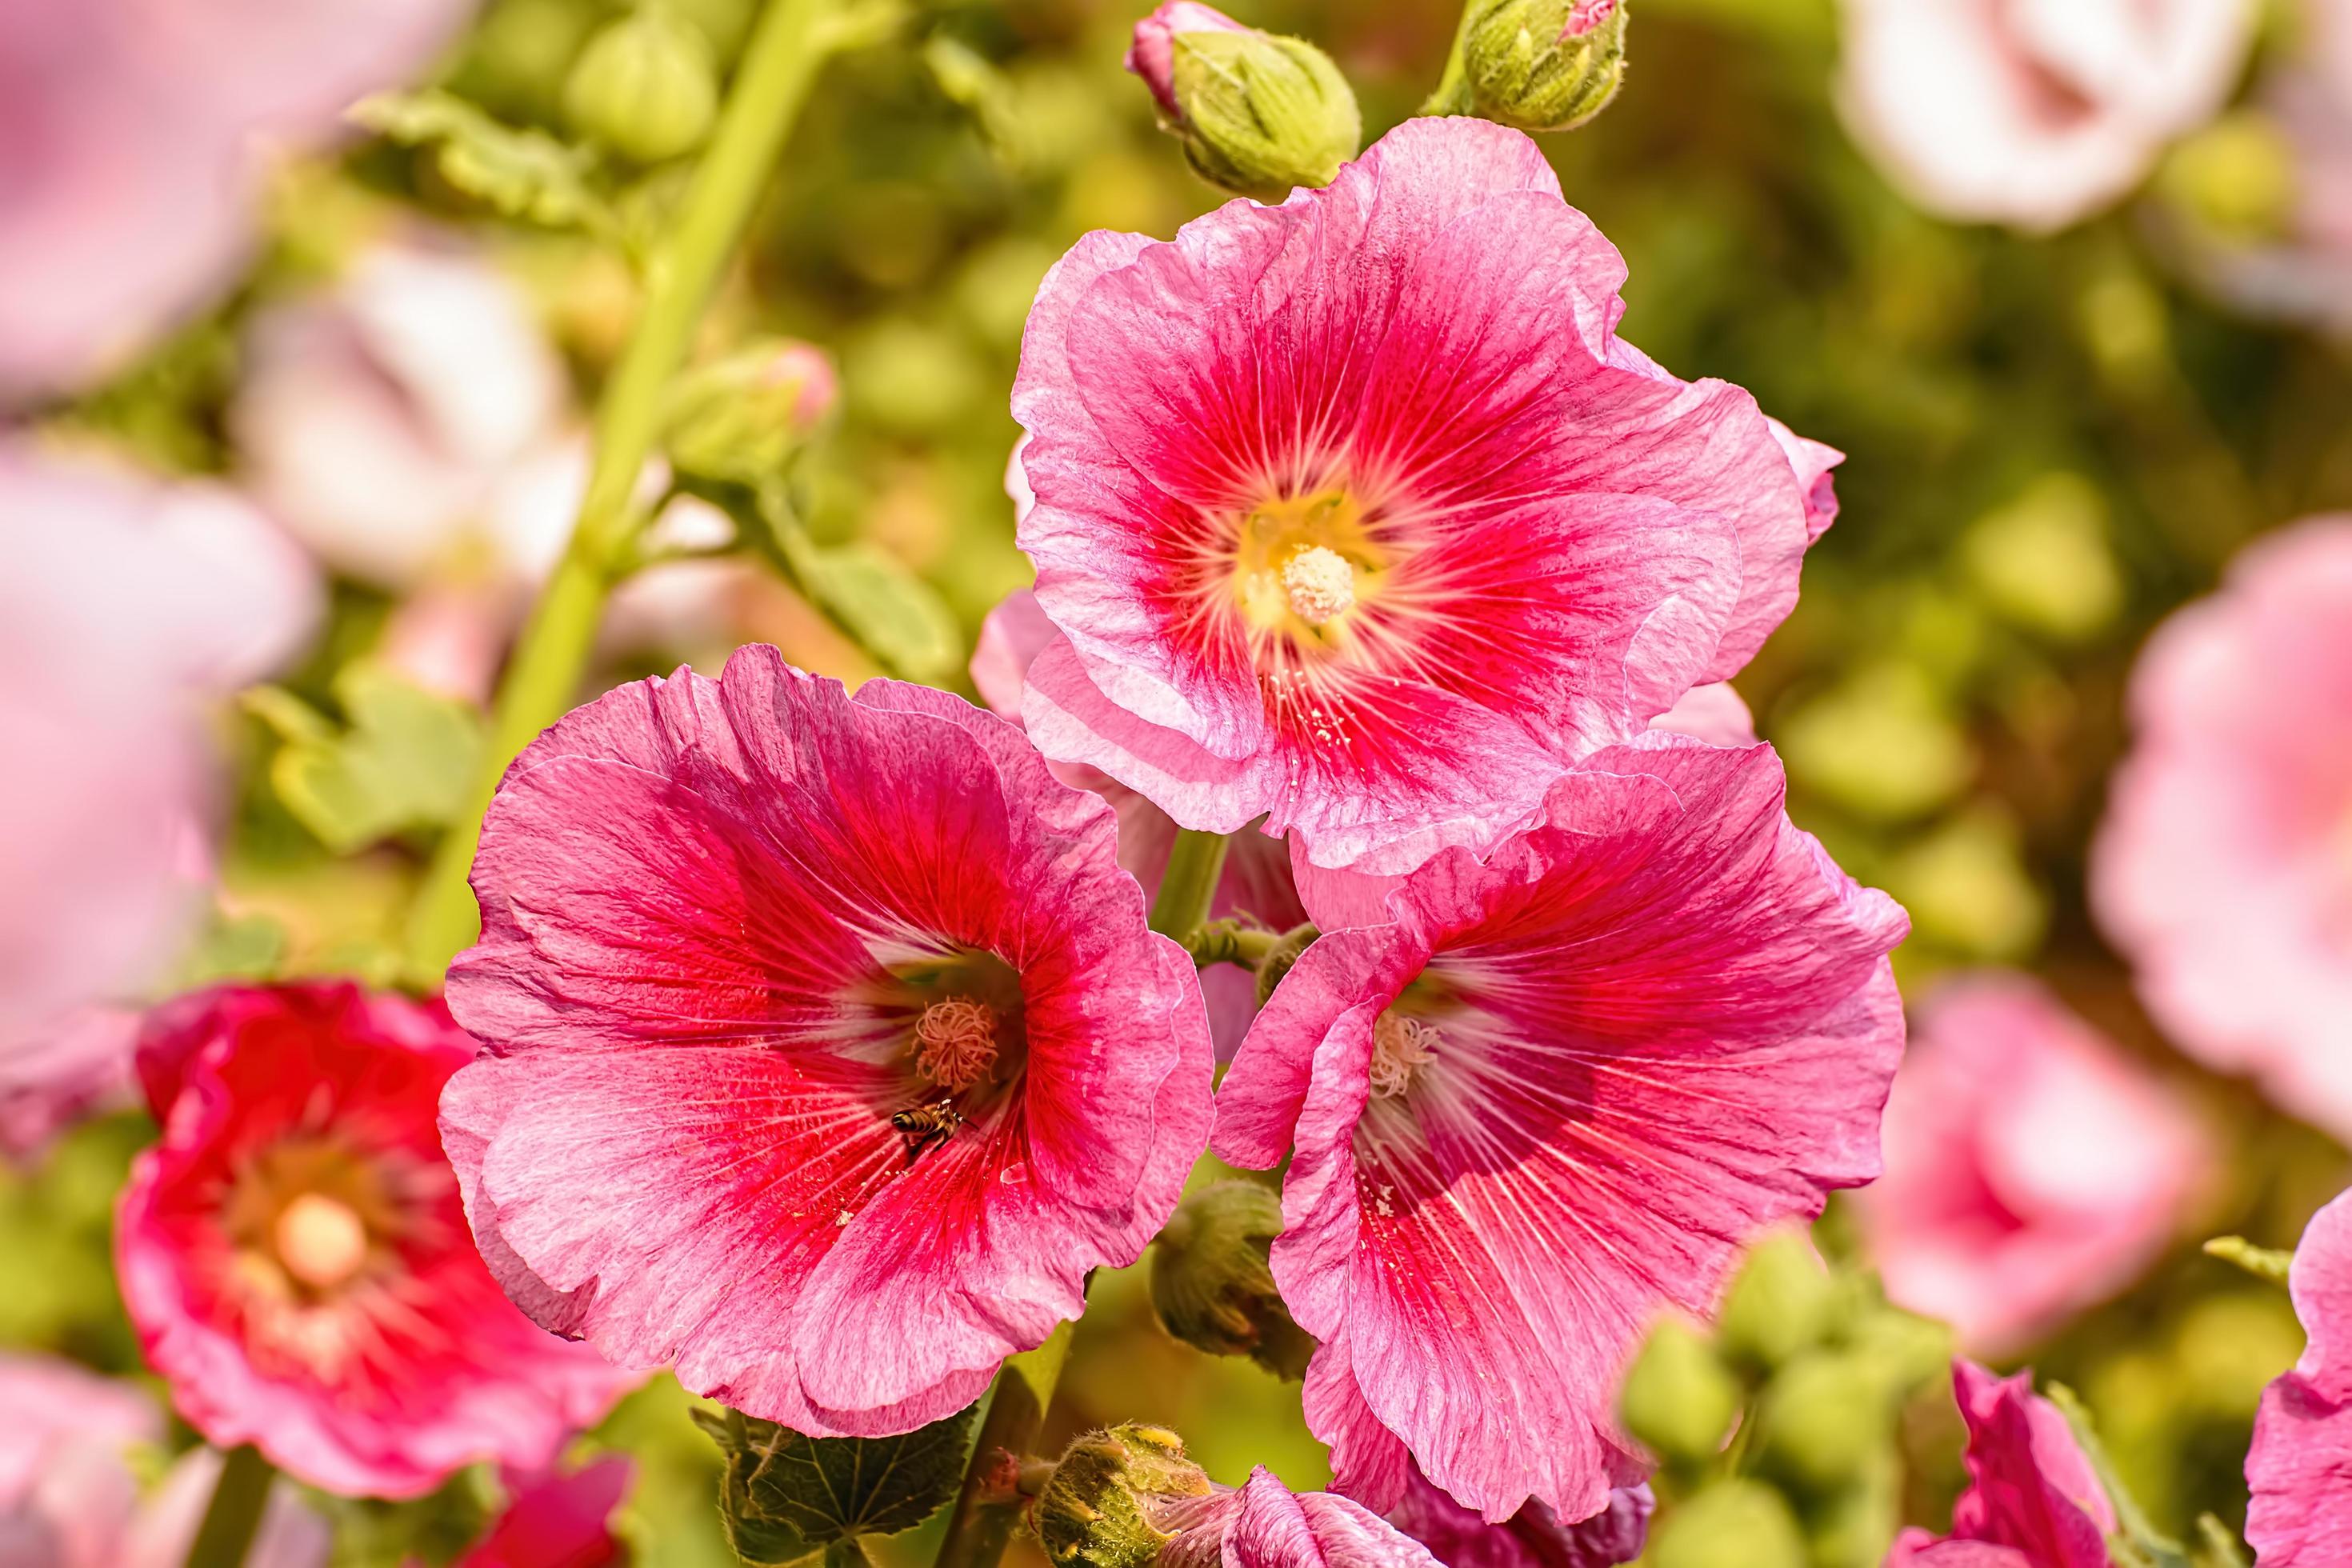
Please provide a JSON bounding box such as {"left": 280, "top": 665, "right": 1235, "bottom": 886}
{"left": 183, "top": 1446, "right": 274, "bottom": 1568}
{"left": 1148, "top": 830, "right": 1230, "bottom": 942}
{"left": 933, "top": 1324, "right": 1075, "bottom": 1568}
{"left": 403, "top": 0, "right": 843, "bottom": 981}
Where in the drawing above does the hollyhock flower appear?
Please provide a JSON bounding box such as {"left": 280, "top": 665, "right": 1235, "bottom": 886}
{"left": 2245, "top": 1185, "right": 2352, "bottom": 1567}
{"left": 116, "top": 983, "right": 634, "bottom": 1498}
{"left": 1013, "top": 116, "right": 1836, "bottom": 876}
{"left": 458, "top": 1457, "right": 634, "bottom": 1568}
{"left": 1835, "top": 0, "right": 2258, "bottom": 233}
{"left": 1156, "top": 1468, "right": 1444, "bottom": 1568}
{"left": 1854, "top": 974, "right": 2211, "bottom": 1355}
{"left": 974, "top": 589, "right": 1306, "bottom": 1055}
{"left": 0, "top": 0, "right": 474, "bottom": 404}
{"left": 0, "top": 1354, "right": 328, "bottom": 1568}
{"left": 441, "top": 646, "right": 1214, "bottom": 1435}
{"left": 2093, "top": 517, "right": 2352, "bottom": 1142}
{"left": 1389, "top": 1466, "right": 1652, "bottom": 1568}
{"left": 1885, "top": 1361, "right": 2114, "bottom": 1568}
{"left": 1215, "top": 736, "right": 1907, "bottom": 1522}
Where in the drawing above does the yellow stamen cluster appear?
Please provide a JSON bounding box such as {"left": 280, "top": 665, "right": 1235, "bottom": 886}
{"left": 1369, "top": 1010, "right": 1440, "bottom": 1098}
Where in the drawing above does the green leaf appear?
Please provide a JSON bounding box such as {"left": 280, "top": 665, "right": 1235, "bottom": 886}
{"left": 265, "top": 665, "right": 485, "bottom": 855}
{"left": 797, "top": 542, "right": 964, "bottom": 683}
{"left": 354, "top": 90, "right": 618, "bottom": 239}
{"left": 693, "top": 1402, "right": 978, "bottom": 1564}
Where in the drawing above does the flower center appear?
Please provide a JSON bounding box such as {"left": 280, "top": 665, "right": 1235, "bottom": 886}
{"left": 273, "top": 1192, "right": 370, "bottom": 1291}
{"left": 1369, "top": 1010, "right": 1439, "bottom": 1098}
{"left": 914, "top": 996, "right": 1000, "bottom": 1090}
{"left": 1280, "top": 546, "right": 1357, "bottom": 626}
{"left": 1230, "top": 487, "right": 1386, "bottom": 645}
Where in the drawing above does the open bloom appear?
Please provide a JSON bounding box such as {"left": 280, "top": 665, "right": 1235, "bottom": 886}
{"left": 1855, "top": 974, "right": 2211, "bottom": 1354}
{"left": 1389, "top": 1466, "right": 1651, "bottom": 1568}
{"left": 2094, "top": 518, "right": 2352, "bottom": 1143}
{"left": 442, "top": 647, "right": 1213, "bottom": 1435}
{"left": 116, "top": 983, "right": 633, "bottom": 1498}
{"left": 1836, "top": 0, "right": 2257, "bottom": 232}
{"left": 1886, "top": 1361, "right": 2114, "bottom": 1568}
{"left": 974, "top": 588, "right": 1306, "bottom": 1056}
{"left": 2246, "top": 1185, "right": 2352, "bottom": 1567}
{"left": 1215, "top": 736, "right": 1907, "bottom": 1522}
{"left": 1013, "top": 115, "right": 1836, "bottom": 876}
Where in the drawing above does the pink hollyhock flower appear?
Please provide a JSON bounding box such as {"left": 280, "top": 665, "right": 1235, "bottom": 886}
{"left": 1835, "top": 0, "right": 2257, "bottom": 233}
{"left": 1012, "top": 116, "right": 1837, "bottom": 876}
{"left": 0, "top": 0, "right": 474, "bottom": 404}
{"left": 1885, "top": 1361, "right": 2115, "bottom": 1568}
{"left": 1157, "top": 1468, "right": 1443, "bottom": 1568}
{"left": 1389, "top": 1466, "right": 1651, "bottom": 1568}
{"left": 2245, "top": 1185, "right": 2352, "bottom": 1567}
{"left": 116, "top": 983, "right": 634, "bottom": 1498}
{"left": 974, "top": 588, "right": 1306, "bottom": 1056}
{"left": 456, "top": 1457, "right": 633, "bottom": 1568}
{"left": 1855, "top": 974, "right": 2211, "bottom": 1355}
{"left": 441, "top": 647, "right": 1214, "bottom": 1435}
{"left": 0, "top": 1354, "right": 329, "bottom": 1568}
{"left": 1215, "top": 736, "right": 1907, "bottom": 1522}
{"left": 2093, "top": 517, "right": 2352, "bottom": 1142}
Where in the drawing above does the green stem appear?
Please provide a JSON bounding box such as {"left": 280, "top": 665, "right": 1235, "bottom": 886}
{"left": 183, "top": 1446, "right": 274, "bottom": 1568}
{"left": 933, "top": 1323, "right": 1075, "bottom": 1568}
{"left": 1148, "top": 830, "right": 1230, "bottom": 942}
{"left": 1184, "top": 918, "right": 1278, "bottom": 970}
{"left": 403, "top": 0, "right": 844, "bottom": 982}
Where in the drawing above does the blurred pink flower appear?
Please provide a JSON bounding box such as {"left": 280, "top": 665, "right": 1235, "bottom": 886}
{"left": 1389, "top": 1465, "right": 1651, "bottom": 1568}
{"left": 0, "top": 1007, "right": 140, "bottom": 1165}
{"left": 1836, "top": 0, "right": 2257, "bottom": 232}
{"left": 454, "top": 1457, "right": 633, "bottom": 1568}
{"left": 0, "top": 0, "right": 475, "bottom": 404}
{"left": 2094, "top": 517, "right": 2352, "bottom": 1142}
{"left": 1886, "top": 1361, "right": 2115, "bottom": 1568}
{"left": 2245, "top": 1185, "right": 2352, "bottom": 1567}
{"left": 0, "top": 1353, "right": 328, "bottom": 1568}
{"left": 1012, "top": 117, "right": 1834, "bottom": 877}
{"left": 1156, "top": 1468, "right": 1443, "bottom": 1568}
{"left": 0, "top": 443, "right": 318, "bottom": 1143}
{"left": 117, "top": 983, "right": 634, "bottom": 1498}
{"left": 440, "top": 649, "right": 1214, "bottom": 1436}
{"left": 1214, "top": 737, "right": 1907, "bottom": 1523}
{"left": 1855, "top": 974, "right": 2211, "bottom": 1355}
{"left": 974, "top": 588, "right": 1306, "bottom": 1058}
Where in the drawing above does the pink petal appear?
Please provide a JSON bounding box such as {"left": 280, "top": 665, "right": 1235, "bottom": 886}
{"left": 2246, "top": 1186, "right": 2352, "bottom": 1566}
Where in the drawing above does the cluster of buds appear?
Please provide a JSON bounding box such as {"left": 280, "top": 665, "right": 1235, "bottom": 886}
{"left": 1124, "top": 2, "right": 1361, "bottom": 202}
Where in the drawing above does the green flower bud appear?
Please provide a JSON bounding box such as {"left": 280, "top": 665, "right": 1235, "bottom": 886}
{"left": 1125, "top": 3, "right": 1361, "bottom": 202}
{"left": 1035, "top": 1424, "right": 1215, "bottom": 1568}
{"left": 565, "top": 5, "right": 718, "bottom": 164}
{"left": 1803, "top": 1453, "right": 1900, "bottom": 1568}
{"left": 1754, "top": 1350, "right": 1888, "bottom": 1494}
{"left": 1150, "top": 1180, "right": 1314, "bottom": 1379}
{"left": 1646, "top": 1480, "right": 1807, "bottom": 1568}
{"left": 1253, "top": 922, "right": 1319, "bottom": 1010}
{"left": 1459, "top": 0, "right": 1627, "bottom": 133}
{"left": 662, "top": 338, "right": 840, "bottom": 487}
{"left": 1715, "top": 1228, "right": 1835, "bottom": 1372}
{"left": 1619, "top": 1317, "right": 1740, "bottom": 1463}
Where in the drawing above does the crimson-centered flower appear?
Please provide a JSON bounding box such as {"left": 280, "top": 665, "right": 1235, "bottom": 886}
{"left": 442, "top": 647, "right": 1214, "bottom": 1435}
{"left": 116, "top": 984, "right": 633, "bottom": 1498}
{"left": 1013, "top": 116, "right": 1838, "bottom": 876}
{"left": 1886, "top": 1361, "right": 2114, "bottom": 1568}
{"left": 2246, "top": 1184, "right": 2352, "bottom": 1567}
{"left": 1215, "top": 737, "right": 1906, "bottom": 1522}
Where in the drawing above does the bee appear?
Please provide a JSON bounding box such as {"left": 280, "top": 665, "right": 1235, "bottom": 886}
{"left": 890, "top": 1099, "right": 963, "bottom": 1165}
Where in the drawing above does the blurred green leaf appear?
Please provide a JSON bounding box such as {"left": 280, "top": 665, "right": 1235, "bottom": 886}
{"left": 692, "top": 1402, "right": 976, "bottom": 1564}
{"left": 354, "top": 90, "right": 619, "bottom": 240}
{"left": 251, "top": 666, "right": 484, "bottom": 855}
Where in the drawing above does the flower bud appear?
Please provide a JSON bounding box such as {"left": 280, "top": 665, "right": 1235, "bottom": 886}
{"left": 1645, "top": 1480, "right": 1806, "bottom": 1568}
{"left": 1714, "top": 1228, "right": 1835, "bottom": 1372}
{"left": 1124, "top": 3, "right": 1362, "bottom": 202}
{"left": 1619, "top": 1317, "right": 1740, "bottom": 1464}
{"left": 564, "top": 5, "right": 718, "bottom": 164}
{"left": 1459, "top": 0, "right": 1627, "bottom": 134}
{"left": 1035, "top": 1424, "right": 1215, "bottom": 1568}
{"left": 662, "top": 338, "right": 839, "bottom": 487}
{"left": 1754, "top": 1350, "right": 1887, "bottom": 1494}
{"left": 1150, "top": 1181, "right": 1314, "bottom": 1379}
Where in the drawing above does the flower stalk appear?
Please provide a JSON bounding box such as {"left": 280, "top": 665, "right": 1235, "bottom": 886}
{"left": 933, "top": 1323, "right": 1075, "bottom": 1568}
{"left": 404, "top": 0, "right": 845, "bottom": 981}
{"left": 182, "top": 1446, "right": 274, "bottom": 1568}
{"left": 1148, "top": 830, "right": 1230, "bottom": 942}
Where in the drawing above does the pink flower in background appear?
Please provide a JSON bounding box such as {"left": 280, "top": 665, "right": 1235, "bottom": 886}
{"left": 0, "top": 0, "right": 476, "bottom": 404}
{"left": 458, "top": 1457, "right": 633, "bottom": 1568}
{"left": 0, "top": 1007, "right": 140, "bottom": 1165}
{"left": 1156, "top": 1468, "right": 1443, "bottom": 1568}
{"left": 974, "top": 589, "right": 1306, "bottom": 1056}
{"left": 2094, "top": 518, "right": 2352, "bottom": 1144}
{"left": 1836, "top": 0, "right": 2257, "bottom": 232}
{"left": 116, "top": 984, "right": 633, "bottom": 1498}
{"left": 1215, "top": 738, "right": 1907, "bottom": 1522}
{"left": 1013, "top": 116, "right": 1834, "bottom": 876}
{"left": 1886, "top": 1361, "right": 2115, "bottom": 1568}
{"left": 1855, "top": 974, "right": 2211, "bottom": 1355}
{"left": 0, "top": 443, "right": 318, "bottom": 1136}
{"left": 442, "top": 648, "right": 1214, "bottom": 1436}
{"left": 1389, "top": 1466, "right": 1652, "bottom": 1568}
{"left": 0, "top": 1353, "right": 329, "bottom": 1567}
{"left": 2245, "top": 1185, "right": 2352, "bottom": 1567}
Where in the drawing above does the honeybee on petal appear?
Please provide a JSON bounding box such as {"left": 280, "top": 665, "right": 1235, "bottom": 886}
{"left": 890, "top": 1099, "right": 963, "bottom": 1165}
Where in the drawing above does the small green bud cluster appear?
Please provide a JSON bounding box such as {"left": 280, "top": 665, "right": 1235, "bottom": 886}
{"left": 565, "top": 4, "right": 720, "bottom": 164}
{"left": 1149, "top": 1180, "right": 1314, "bottom": 1379}
{"left": 1458, "top": 0, "right": 1627, "bottom": 134}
